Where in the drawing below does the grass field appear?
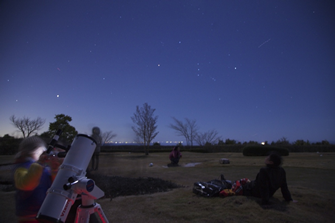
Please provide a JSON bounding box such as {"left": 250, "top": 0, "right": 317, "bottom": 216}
{"left": 1, "top": 152, "right": 335, "bottom": 222}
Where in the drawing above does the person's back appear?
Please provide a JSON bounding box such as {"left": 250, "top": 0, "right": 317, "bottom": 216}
{"left": 220, "top": 152, "right": 294, "bottom": 205}
{"left": 252, "top": 164, "right": 292, "bottom": 204}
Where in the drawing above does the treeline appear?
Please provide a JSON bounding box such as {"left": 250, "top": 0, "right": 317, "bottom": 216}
{"left": 4, "top": 111, "right": 333, "bottom": 156}
{"left": 100, "top": 144, "right": 335, "bottom": 154}
{"left": 216, "top": 137, "right": 332, "bottom": 146}
{"left": 1, "top": 134, "right": 334, "bottom": 155}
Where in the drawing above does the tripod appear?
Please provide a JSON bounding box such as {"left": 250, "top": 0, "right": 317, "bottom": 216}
{"left": 36, "top": 133, "right": 109, "bottom": 223}
{"left": 67, "top": 177, "right": 108, "bottom": 223}
{"left": 75, "top": 201, "right": 108, "bottom": 223}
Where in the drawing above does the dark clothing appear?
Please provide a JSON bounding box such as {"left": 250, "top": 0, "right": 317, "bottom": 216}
{"left": 169, "top": 149, "right": 182, "bottom": 164}
{"left": 90, "top": 132, "right": 102, "bottom": 170}
{"left": 243, "top": 165, "right": 292, "bottom": 205}
{"left": 91, "top": 152, "right": 100, "bottom": 170}
{"left": 170, "top": 156, "right": 180, "bottom": 164}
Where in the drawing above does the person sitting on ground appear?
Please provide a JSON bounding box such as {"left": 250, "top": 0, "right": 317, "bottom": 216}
{"left": 220, "top": 151, "right": 295, "bottom": 205}
{"left": 169, "top": 146, "right": 182, "bottom": 166}
{"left": 13, "top": 136, "right": 63, "bottom": 223}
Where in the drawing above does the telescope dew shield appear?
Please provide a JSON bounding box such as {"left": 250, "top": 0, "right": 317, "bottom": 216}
{"left": 37, "top": 134, "right": 96, "bottom": 223}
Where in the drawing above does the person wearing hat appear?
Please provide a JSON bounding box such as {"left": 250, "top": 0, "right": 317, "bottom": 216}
{"left": 13, "top": 136, "right": 63, "bottom": 223}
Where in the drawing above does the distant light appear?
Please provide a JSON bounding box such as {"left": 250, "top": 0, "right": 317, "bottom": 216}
{"left": 158, "top": 64, "right": 160, "bottom": 67}
{"left": 57, "top": 95, "right": 59, "bottom": 98}
{"left": 261, "top": 142, "right": 265, "bottom": 145}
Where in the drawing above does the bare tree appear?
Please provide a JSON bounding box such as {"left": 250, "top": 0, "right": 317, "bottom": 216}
{"left": 131, "top": 103, "right": 159, "bottom": 155}
{"left": 275, "top": 137, "right": 290, "bottom": 146}
{"left": 169, "top": 117, "right": 198, "bottom": 147}
{"left": 195, "top": 129, "right": 220, "bottom": 146}
{"left": 9, "top": 115, "right": 46, "bottom": 138}
{"left": 101, "top": 131, "right": 117, "bottom": 145}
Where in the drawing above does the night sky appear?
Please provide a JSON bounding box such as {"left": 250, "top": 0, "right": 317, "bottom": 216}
{"left": 1, "top": 1, "right": 334, "bottom": 144}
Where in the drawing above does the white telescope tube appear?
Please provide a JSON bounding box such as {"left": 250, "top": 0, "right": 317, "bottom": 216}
{"left": 37, "top": 134, "right": 96, "bottom": 223}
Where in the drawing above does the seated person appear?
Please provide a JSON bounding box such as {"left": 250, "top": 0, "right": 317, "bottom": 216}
{"left": 169, "top": 146, "right": 182, "bottom": 166}
{"left": 220, "top": 152, "right": 294, "bottom": 205}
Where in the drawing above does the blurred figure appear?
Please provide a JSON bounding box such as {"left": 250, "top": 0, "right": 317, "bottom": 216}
{"left": 168, "top": 145, "right": 182, "bottom": 166}
{"left": 90, "top": 127, "right": 102, "bottom": 171}
{"left": 13, "top": 136, "right": 63, "bottom": 223}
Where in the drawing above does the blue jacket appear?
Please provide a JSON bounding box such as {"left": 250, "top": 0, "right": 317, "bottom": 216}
{"left": 14, "top": 159, "right": 52, "bottom": 217}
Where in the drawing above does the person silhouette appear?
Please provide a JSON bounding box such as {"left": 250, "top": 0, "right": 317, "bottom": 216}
{"left": 90, "top": 127, "right": 102, "bottom": 171}
{"left": 220, "top": 152, "right": 295, "bottom": 206}
{"left": 168, "top": 146, "right": 182, "bottom": 167}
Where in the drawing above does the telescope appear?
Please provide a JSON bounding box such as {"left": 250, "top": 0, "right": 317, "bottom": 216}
{"left": 36, "top": 132, "right": 109, "bottom": 223}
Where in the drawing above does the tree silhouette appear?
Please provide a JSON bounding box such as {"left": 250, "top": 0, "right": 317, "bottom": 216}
{"left": 195, "top": 129, "right": 220, "bottom": 146}
{"left": 47, "top": 114, "right": 78, "bottom": 143}
{"left": 9, "top": 115, "right": 45, "bottom": 138}
{"left": 131, "top": 103, "right": 159, "bottom": 155}
{"left": 101, "top": 130, "right": 117, "bottom": 145}
{"left": 169, "top": 117, "right": 198, "bottom": 147}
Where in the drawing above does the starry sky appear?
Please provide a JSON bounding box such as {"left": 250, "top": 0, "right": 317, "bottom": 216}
{"left": 1, "top": 0, "right": 334, "bottom": 144}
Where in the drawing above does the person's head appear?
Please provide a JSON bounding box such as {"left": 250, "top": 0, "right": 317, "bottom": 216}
{"left": 265, "top": 151, "right": 282, "bottom": 167}
{"left": 15, "top": 136, "right": 46, "bottom": 162}
{"left": 173, "top": 146, "right": 179, "bottom": 151}
{"left": 92, "top": 127, "right": 101, "bottom": 135}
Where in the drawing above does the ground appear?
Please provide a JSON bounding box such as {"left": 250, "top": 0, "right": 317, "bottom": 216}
{"left": 86, "top": 172, "right": 183, "bottom": 199}
{"left": 1, "top": 152, "right": 335, "bottom": 223}
{"left": 0, "top": 166, "right": 182, "bottom": 198}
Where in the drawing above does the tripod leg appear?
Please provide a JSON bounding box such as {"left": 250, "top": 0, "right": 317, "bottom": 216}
{"left": 75, "top": 206, "right": 92, "bottom": 223}
{"left": 94, "top": 203, "right": 109, "bottom": 223}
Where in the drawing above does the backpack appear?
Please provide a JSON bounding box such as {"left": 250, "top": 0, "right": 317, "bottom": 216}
{"left": 193, "top": 178, "right": 232, "bottom": 197}
{"left": 231, "top": 178, "right": 250, "bottom": 195}
{"left": 220, "top": 178, "right": 251, "bottom": 197}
